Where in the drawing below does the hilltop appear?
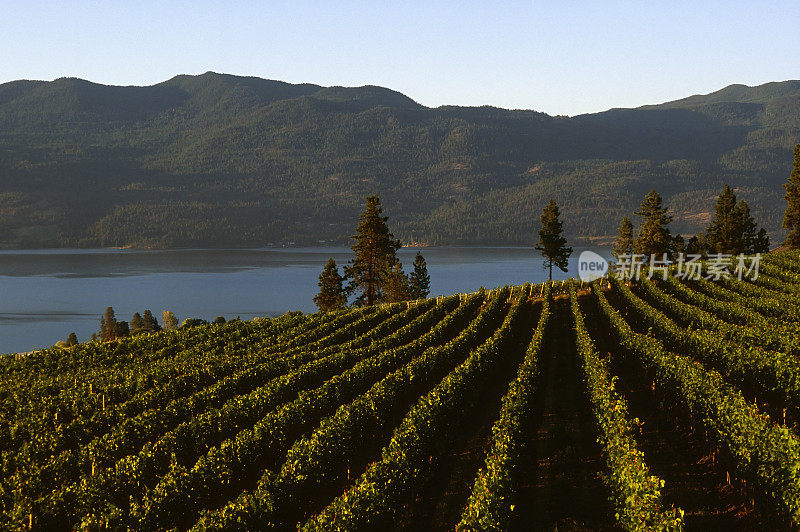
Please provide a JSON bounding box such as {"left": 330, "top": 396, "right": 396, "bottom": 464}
{"left": 0, "top": 73, "right": 797, "bottom": 247}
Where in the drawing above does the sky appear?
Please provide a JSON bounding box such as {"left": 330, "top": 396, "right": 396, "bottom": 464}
{"left": 2, "top": 1, "right": 799, "bottom": 116}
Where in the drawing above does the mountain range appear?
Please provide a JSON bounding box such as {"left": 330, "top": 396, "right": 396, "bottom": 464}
{"left": 0, "top": 72, "right": 797, "bottom": 248}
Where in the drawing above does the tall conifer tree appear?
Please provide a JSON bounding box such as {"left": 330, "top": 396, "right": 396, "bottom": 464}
{"left": 382, "top": 263, "right": 411, "bottom": 303}
{"left": 612, "top": 216, "right": 634, "bottom": 262}
{"left": 314, "top": 258, "right": 347, "bottom": 311}
{"left": 344, "top": 196, "right": 401, "bottom": 306}
{"left": 535, "top": 199, "right": 572, "bottom": 281}
{"left": 409, "top": 251, "right": 430, "bottom": 299}
{"left": 143, "top": 309, "right": 160, "bottom": 332}
{"left": 130, "top": 312, "right": 145, "bottom": 334}
{"left": 634, "top": 190, "right": 674, "bottom": 258}
{"left": 102, "top": 307, "right": 117, "bottom": 341}
{"left": 783, "top": 144, "right": 800, "bottom": 249}
{"left": 705, "top": 184, "right": 768, "bottom": 254}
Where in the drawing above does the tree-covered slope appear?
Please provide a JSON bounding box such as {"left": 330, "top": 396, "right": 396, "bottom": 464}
{"left": 0, "top": 72, "right": 797, "bottom": 247}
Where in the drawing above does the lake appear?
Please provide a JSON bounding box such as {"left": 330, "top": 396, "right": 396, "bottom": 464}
{"left": 0, "top": 246, "right": 608, "bottom": 354}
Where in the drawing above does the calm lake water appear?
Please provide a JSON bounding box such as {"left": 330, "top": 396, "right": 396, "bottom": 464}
{"left": 0, "top": 247, "right": 608, "bottom": 354}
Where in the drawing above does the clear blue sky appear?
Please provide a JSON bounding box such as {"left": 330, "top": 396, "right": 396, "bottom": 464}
{"left": 2, "top": 1, "right": 798, "bottom": 116}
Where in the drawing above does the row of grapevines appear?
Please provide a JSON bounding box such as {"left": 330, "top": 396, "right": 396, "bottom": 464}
{"left": 570, "top": 282, "right": 682, "bottom": 531}
{"left": 129, "top": 292, "right": 491, "bottom": 531}
{"left": 660, "top": 275, "right": 800, "bottom": 350}
{"left": 21, "top": 298, "right": 463, "bottom": 530}
{"left": 651, "top": 275, "right": 800, "bottom": 355}
{"left": 0, "top": 310, "right": 325, "bottom": 440}
{"left": 456, "top": 283, "right": 550, "bottom": 531}
{"left": 594, "top": 285, "right": 800, "bottom": 524}
{"left": 0, "top": 305, "right": 378, "bottom": 489}
{"left": 635, "top": 276, "right": 796, "bottom": 356}
{"left": 301, "top": 287, "right": 524, "bottom": 530}
{"left": 691, "top": 276, "right": 799, "bottom": 322}
{"left": 764, "top": 251, "right": 800, "bottom": 273}
{"left": 752, "top": 264, "right": 800, "bottom": 296}
{"left": 2, "top": 300, "right": 431, "bottom": 513}
{"left": 192, "top": 288, "right": 507, "bottom": 530}
{"left": 0, "top": 310, "right": 313, "bottom": 408}
{"left": 760, "top": 261, "right": 800, "bottom": 286}
{"left": 610, "top": 276, "right": 800, "bottom": 417}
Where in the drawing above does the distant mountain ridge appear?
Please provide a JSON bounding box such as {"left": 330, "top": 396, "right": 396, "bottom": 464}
{"left": 0, "top": 72, "right": 796, "bottom": 248}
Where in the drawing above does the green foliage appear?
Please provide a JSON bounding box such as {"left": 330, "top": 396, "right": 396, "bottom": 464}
{"left": 142, "top": 309, "right": 160, "bottom": 332}
{"left": 458, "top": 283, "right": 550, "bottom": 531}
{"left": 115, "top": 320, "right": 130, "bottom": 338}
{"left": 704, "top": 184, "right": 768, "bottom": 254}
{"left": 130, "top": 312, "right": 145, "bottom": 334}
{"left": 612, "top": 216, "right": 635, "bottom": 262}
{"left": 65, "top": 332, "right": 78, "bottom": 347}
{"left": 596, "top": 279, "right": 800, "bottom": 523}
{"left": 381, "top": 262, "right": 412, "bottom": 303}
{"left": 101, "top": 307, "right": 117, "bottom": 341}
{"left": 313, "top": 258, "right": 347, "bottom": 311}
{"left": 570, "top": 282, "right": 682, "bottom": 530}
{"left": 535, "top": 199, "right": 572, "bottom": 280}
{"left": 344, "top": 196, "right": 401, "bottom": 306}
{"left": 409, "top": 251, "right": 431, "bottom": 299}
{"left": 783, "top": 144, "right": 800, "bottom": 248}
{"left": 161, "top": 311, "right": 178, "bottom": 331}
{"left": 304, "top": 287, "right": 518, "bottom": 530}
{"left": 634, "top": 190, "right": 675, "bottom": 258}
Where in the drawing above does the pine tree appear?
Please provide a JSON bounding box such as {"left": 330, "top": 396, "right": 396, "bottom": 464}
{"left": 66, "top": 332, "right": 78, "bottom": 347}
{"left": 382, "top": 263, "right": 411, "bottom": 303}
{"left": 115, "top": 321, "right": 130, "bottom": 338}
{"left": 686, "top": 235, "right": 705, "bottom": 256}
{"left": 409, "top": 251, "right": 430, "bottom": 299}
{"left": 705, "top": 185, "right": 755, "bottom": 254}
{"left": 102, "top": 307, "right": 117, "bottom": 341}
{"left": 313, "top": 258, "right": 347, "bottom": 311}
{"left": 143, "top": 309, "right": 160, "bottom": 332}
{"left": 611, "top": 217, "right": 634, "bottom": 262}
{"left": 344, "top": 195, "right": 401, "bottom": 306}
{"left": 704, "top": 185, "right": 767, "bottom": 254}
{"left": 754, "top": 228, "right": 770, "bottom": 253}
{"left": 535, "top": 199, "right": 572, "bottom": 281}
{"left": 130, "top": 312, "right": 145, "bottom": 334}
{"left": 736, "top": 200, "right": 759, "bottom": 253}
{"left": 162, "top": 310, "right": 178, "bottom": 331}
{"left": 634, "top": 190, "right": 674, "bottom": 258}
{"left": 783, "top": 144, "right": 800, "bottom": 249}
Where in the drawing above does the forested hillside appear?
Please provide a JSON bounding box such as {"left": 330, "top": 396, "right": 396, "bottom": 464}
{"left": 0, "top": 73, "right": 797, "bottom": 248}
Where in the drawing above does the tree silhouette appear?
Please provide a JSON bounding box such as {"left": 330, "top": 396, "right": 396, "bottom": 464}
{"left": 409, "top": 251, "right": 430, "bottom": 299}
{"left": 382, "top": 263, "right": 411, "bottom": 303}
{"left": 535, "top": 199, "right": 572, "bottom": 281}
{"left": 612, "top": 217, "right": 634, "bottom": 262}
{"left": 314, "top": 258, "right": 347, "bottom": 311}
{"left": 784, "top": 144, "right": 800, "bottom": 249}
{"left": 66, "top": 332, "right": 78, "bottom": 346}
{"left": 345, "top": 196, "right": 401, "bottom": 306}
{"left": 634, "top": 190, "right": 674, "bottom": 258}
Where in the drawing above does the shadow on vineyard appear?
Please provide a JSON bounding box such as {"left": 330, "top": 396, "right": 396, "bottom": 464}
{"left": 396, "top": 301, "right": 541, "bottom": 530}
{"left": 581, "top": 292, "right": 784, "bottom": 531}
{"left": 513, "top": 296, "right": 617, "bottom": 531}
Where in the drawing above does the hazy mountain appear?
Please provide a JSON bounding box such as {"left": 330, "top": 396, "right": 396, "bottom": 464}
{"left": 0, "top": 72, "right": 796, "bottom": 248}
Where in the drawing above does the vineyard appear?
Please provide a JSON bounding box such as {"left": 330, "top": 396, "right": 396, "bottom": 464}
{"left": 3, "top": 253, "right": 800, "bottom": 531}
